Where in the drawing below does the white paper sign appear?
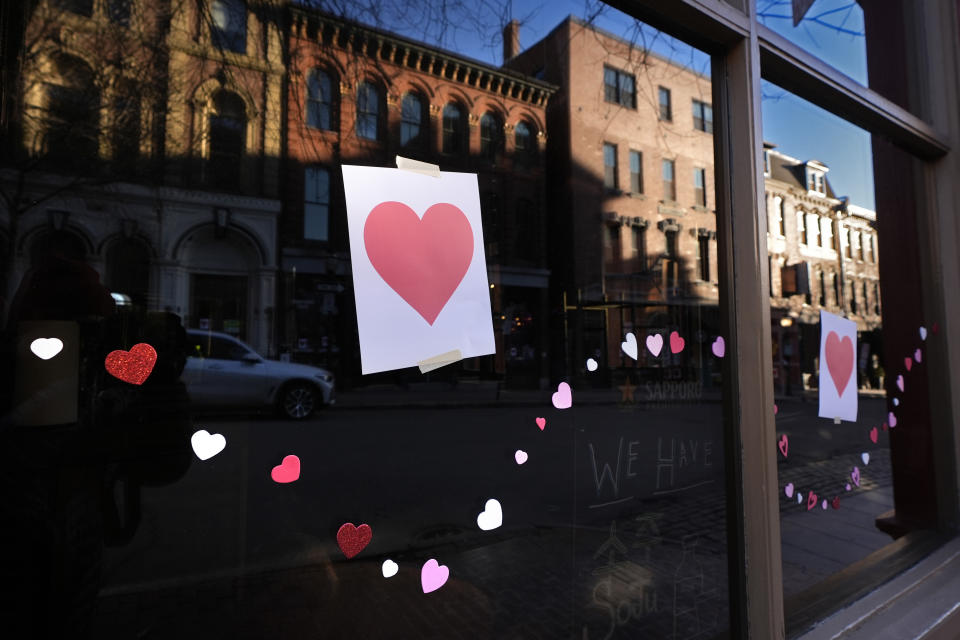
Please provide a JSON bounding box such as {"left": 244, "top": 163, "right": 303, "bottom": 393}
{"left": 818, "top": 309, "right": 858, "bottom": 422}
{"left": 342, "top": 165, "right": 495, "bottom": 375}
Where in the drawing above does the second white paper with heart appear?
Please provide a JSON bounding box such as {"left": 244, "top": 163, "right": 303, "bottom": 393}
{"left": 342, "top": 165, "right": 495, "bottom": 375}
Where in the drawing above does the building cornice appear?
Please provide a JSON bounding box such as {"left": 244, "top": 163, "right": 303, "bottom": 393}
{"left": 289, "top": 7, "right": 557, "bottom": 108}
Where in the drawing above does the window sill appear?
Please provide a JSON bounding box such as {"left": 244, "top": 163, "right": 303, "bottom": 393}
{"left": 628, "top": 192, "right": 646, "bottom": 199}
{"left": 691, "top": 204, "right": 710, "bottom": 212}
{"left": 791, "top": 531, "right": 958, "bottom": 640}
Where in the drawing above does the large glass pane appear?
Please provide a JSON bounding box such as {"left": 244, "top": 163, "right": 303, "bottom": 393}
{"left": 3, "top": 2, "right": 730, "bottom": 638}
{"left": 762, "top": 84, "right": 939, "bottom": 634}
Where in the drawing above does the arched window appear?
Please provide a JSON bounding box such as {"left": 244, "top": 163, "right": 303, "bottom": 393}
{"left": 306, "top": 69, "right": 334, "bottom": 130}
{"left": 400, "top": 92, "right": 425, "bottom": 148}
{"left": 208, "top": 90, "right": 246, "bottom": 189}
{"left": 42, "top": 53, "right": 99, "bottom": 166}
{"left": 514, "top": 121, "right": 536, "bottom": 167}
{"left": 442, "top": 103, "right": 464, "bottom": 154}
{"left": 480, "top": 112, "right": 504, "bottom": 161}
{"left": 356, "top": 82, "right": 380, "bottom": 141}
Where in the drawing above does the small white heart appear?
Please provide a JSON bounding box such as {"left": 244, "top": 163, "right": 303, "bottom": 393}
{"left": 621, "top": 333, "right": 638, "bottom": 360}
{"left": 586, "top": 358, "right": 598, "bottom": 371}
{"left": 797, "top": 493, "right": 803, "bottom": 504}
{"left": 514, "top": 449, "right": 528, "bottom": 465}
{"left": 893, "top": 398, "right": 900, "bottom": 406}
{"left": 861, "top": 452, "right": 870, "bottom": 465}
{"left": 191, "top": 429, "right": 226, "bottom": 460}
{"left": 381, "top": 559, "right": 399, "bottom": 578}
{"left": 919, "top": 326, "right": 927, "bottom": 341}
{"left": 821, "top": 500, "right": 827, "bottom": 510}
{"left": 476, "top": 498, "right": 503, "bottom": 531}
{"left": 30, "top": 337, "right": 64, "bottom": 360}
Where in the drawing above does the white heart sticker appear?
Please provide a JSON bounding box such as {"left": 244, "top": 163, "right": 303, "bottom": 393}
{"left": 476, "top": 498, "right": 503, "bottom": 531}
{"left": 381, "top": 559, "right": 399, "bottom": 578}
{"left": 30, "top": 337, "right": 64, "bottom": 360}
{"left": 191, "top": 429, "right": 226, "bottom": 460}
{"left": 586, "top": 358, "right": 598, "bottom": 371}
{"left": 514, "top": 450, "right": 528, "bottom": 465}
{"left": 861, "top": 452, "right": 870, "bottom": 465}
{"left": 621, "top": 333, "right": 638, "bottom": 360}
{"left": 645, "top": 334, "right": 663, "bottom": 357}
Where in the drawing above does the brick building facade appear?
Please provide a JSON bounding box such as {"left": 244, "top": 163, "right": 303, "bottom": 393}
{"left": 282, "top": 7, "right": 554, "bottom": 387}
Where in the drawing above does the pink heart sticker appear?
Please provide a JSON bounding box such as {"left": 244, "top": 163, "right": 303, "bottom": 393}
{"left": 551, "top": 383, "right": 571, "bottom": 410}
{"left": 896, "top": 375, "right": 905, "bottom": 392}
{"left": 711, "top": 336, "right": 725, "bottom": 358}
{"left": 421, "top": 558, "right": 449, "bottom": 594}
{"left": 535, "top": 417, "right": 546, "bottom": 430}
{"left": 914, "top": 348, "right": 922, "bottom": 363}
{"left": 869, "top": 427, "right": 878, "bottom": 444}
{"left": 364, "top": 201, "right": 474, "bottom": 325}
{"left": 807, "top": 491, "right": 818, "bottom": 511}
{"left": 825, "top": 331, "right": 854, "bottom": 396}
{"left": 271, "top": 455, "right": 301, "bottom": 483}
{"left": 905, "top": 357, "right": 912, "bottom": 372}
{"left": 784, "top": 483, "right": 794, "bottom": 498}
{"left": 778, "top": 434, "right": 788, "bottom": 458}
{"left": 774, "top": 404, "right": 779, "bottom": 415}
{"left": 821, "top": 499, "right": 827, "bottom": 510}
{"left": 669, "top": 331, "right": 685, "bottom": 354}
{"left": 845, "top": 483, "right": 851, "bottom": 491}
{"left": 645, "top": 334, "right": 663, "bottom": 357}
{"left": 888, "top": 412, "right": 897, "bottom": 428}
{"left": 851, "top": 466, "right": 860, "bottom": 487}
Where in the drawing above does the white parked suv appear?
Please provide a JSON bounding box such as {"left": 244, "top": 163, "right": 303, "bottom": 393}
{"left": 182, "top": 330, "right": 334, "bottom": 419}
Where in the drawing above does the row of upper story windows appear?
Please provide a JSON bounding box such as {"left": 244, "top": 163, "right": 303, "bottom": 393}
{"left": 603, "top": 143, "right": 709, "bottom": 207}
{"left": 769, "top": 198, "right": 877, "bottom": 262}
{"left": 603, "top": 65, "right": 713, "bottom": 133}
{"left": 305, "top": 70, "right": 540, "bottom": 163}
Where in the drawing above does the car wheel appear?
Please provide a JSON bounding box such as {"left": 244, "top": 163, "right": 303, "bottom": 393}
{"left": 280, "top": 382, "right": 318, "bottom": 420}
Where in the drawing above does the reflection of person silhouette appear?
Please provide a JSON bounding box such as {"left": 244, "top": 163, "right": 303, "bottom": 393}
{"left": 0, "top": 251, "right": 191, "bottom": 638}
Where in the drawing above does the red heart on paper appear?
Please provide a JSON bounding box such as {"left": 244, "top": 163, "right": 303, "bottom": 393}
{"left": 336, "top": 522, "right": 372, "bottom": 559}
{"left": 669, "top": 331, "right": 685, "bottom": 354}
{"left": 825, "top": 332, "right": 854, "bottom": 396}
{"left": 807, "top": 491, "right": 818, "bottom": 511}
{"left": 364, "top": 201, "right": 474, "bottom": 325}
{"left": 271, "top": 455, "right": 301, "bottom": 483}
{"left": 778, "top": 434, "right": 788, "bottom": 458}
{"left": 904, "top": 357, "right": 912, "bottom": 372}
{"left": 104, "top": 343, "right": 157, "bottom": 385}
{"left": 869, "top": 427, "right": 878, "bottom": 443}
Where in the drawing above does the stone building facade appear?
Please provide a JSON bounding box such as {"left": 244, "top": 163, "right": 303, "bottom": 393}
{"left": 2, "top": 0, "right": 284, "bottom": 355}
{"left": 282, "top": 8, "right": 554, "bottom": 387}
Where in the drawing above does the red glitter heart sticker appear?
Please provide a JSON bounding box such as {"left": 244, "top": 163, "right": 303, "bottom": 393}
{"left": 337, "top": 522, "right": 372, "bottom": 559}
{"left": 105, "top": 343, "right": 157, "bottom": 385}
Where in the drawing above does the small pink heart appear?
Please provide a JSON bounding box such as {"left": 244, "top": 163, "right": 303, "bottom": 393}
{"left": 914, "top": 348, "right": 922, "bottom": 363}
{"left": 535, "top": 417, "right": 546, "bottom": 430}
{"left": 669, "top": 331, "right": 685, "bottom": 354}
{"left": 551, "top": 383, "right": 572, "bottom": 410}
{"left": 821, "top": 500, "right": 827, "bottom": 510}
{"left": 807, "top": 491, "right": 818, "bottom": 511}
{"left": 888, "top": 412, "right": 897, "bottom": 428}
{"left": 905, "top": 357, "right": 912, "bottom": 372}
{"left": 896, "top": 375, "right": 904, "bottom": 392}
{"left": 271, "top": 455, "right": 301, "bottom": 483}
{"left": 851, "top": 466, "right": 860, "bottom": 487}
{"left": 645, "top": 334, "right": 663, "bottom": 357}
{"left": 711, "top": 336, "right": 725, "bottom": 358}
{"left": 869, "top": 427, "right": 878, "bottom": 444}
{"left": 421, "top": 558, "right": 449, "bottom": 594}
{"left": 778, "top": 434, "right": 788, "bottom": 458}
{"left": 845, "top": 483, "right": 851, "bottom": 491}
{"left": 784, "top": 483, "right": 794, "bottom": 498}
{"left": 514, "top": 450, "right": 528, "bottom": 464}
{"left": 774, "top": 404, "right": 779, "bottom": 415}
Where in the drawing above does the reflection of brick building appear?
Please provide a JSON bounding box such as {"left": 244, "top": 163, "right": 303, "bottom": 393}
{"left": 763, "top": 144, "right": 882, "bottom": 394}
{"left": 282, "top": 8, "right": 554, "bottom": 387}
{"left": 507, "top": 17, "right": 718, "bottom": 384}
{"left": 2, "top": 0, "right": 284, "bottom": 354}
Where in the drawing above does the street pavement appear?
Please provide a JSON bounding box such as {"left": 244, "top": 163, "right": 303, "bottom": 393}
{"left": 89, "top": 390, "right": 895, "bottom": 639}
